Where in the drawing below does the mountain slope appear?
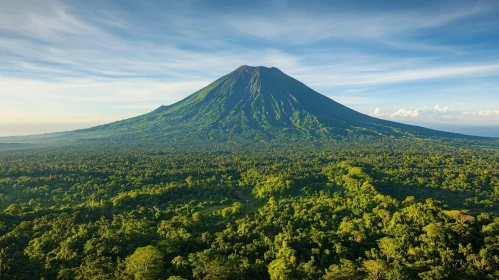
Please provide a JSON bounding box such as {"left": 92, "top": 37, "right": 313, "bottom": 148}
{"left": 85, "top": 65, "right": 467, "bottom": 141}
{"left": 0, "top": 65, "right": 481, "bottom": 146}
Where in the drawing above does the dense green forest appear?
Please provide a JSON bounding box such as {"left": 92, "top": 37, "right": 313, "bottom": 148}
{"left": 1, "top": 139, "right": 499, "bottom": 279}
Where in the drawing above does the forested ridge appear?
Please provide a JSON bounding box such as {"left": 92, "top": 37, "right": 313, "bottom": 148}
{"left": 1, "top": 139, "right": 499, "bottom": 279}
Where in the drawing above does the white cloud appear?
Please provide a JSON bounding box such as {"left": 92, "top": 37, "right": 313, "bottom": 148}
{"left": 372, "top": 105, "right": 499, "bottom": 124}
{"left": 478, "top": 110, "right": 499, "bottom": 116}
{"left": 372, "top": 105, "right": 463, "bottom": 119}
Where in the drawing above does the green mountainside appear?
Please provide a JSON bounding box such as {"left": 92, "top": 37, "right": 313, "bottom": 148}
{"left": 85, "top": 65, "right": 470, "bottom": 142}
{"left": 0, "top": 66, "right": 497, "bottom": 150}
{"left": 1, "top": 65, "right": 479, "bottom": 148}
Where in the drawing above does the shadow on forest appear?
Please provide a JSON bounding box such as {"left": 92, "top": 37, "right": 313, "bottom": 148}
{"left": 375, "top": 182, "right": 496, "bottom": 214}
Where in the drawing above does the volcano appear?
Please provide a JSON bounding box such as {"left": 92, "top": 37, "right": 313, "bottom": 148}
{"left": 1, "top": 65, "right": 475, "bottom": 146}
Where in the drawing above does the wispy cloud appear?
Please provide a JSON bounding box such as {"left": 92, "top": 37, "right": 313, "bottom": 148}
{"left": 0, "top": 77, "right": 212, "bottom": 105}
{"left": 329, "top": 95, "right": 372, "bottom": 105}
{"left": 291, "top": 63, "right": 499, "bottom": 87}
{"left": 225, "top": 4, "right": 485, "bottom": 44}
{"left": 0, "top": 0, "right": 497, "bottom": 86}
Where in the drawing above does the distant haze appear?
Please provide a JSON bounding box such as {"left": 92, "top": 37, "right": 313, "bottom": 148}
{"left": 0, "top": 123, "right": 104, "bottom": 137}
{"left": 406, "top": 122, "right": 499, "bottom": 138}
{"left": 2, "top": 119, "right": 497, "bottom": 139}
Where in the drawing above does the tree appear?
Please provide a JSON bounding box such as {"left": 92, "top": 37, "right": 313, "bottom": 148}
{"left": 323, "top": 264, "right": 363, "bottom": 280}
{"left": 189, "top": 250, "right": 238, "bottom": 280}
{"left": 268, "top": 241, "right": 298, "bottom": 280}
{"left": 378, "top": 237, "right": 400, "bottom": 262}
{"left": 363, "top": 260, "right": 387, "bottom": 280}
{"left": 76, "top": 256, "right": 114, "bottom": 280}
{"left": 124, "top": 245, "right": 164, "bottom": 280}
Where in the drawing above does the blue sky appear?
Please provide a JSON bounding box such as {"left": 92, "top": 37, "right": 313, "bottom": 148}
{"left": 1, "top": 0, "right": 499, "bottom": 136}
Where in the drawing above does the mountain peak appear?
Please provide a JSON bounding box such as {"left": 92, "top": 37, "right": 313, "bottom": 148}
{"left": 234, "top": 65, "right": 282, "bottom": 74}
